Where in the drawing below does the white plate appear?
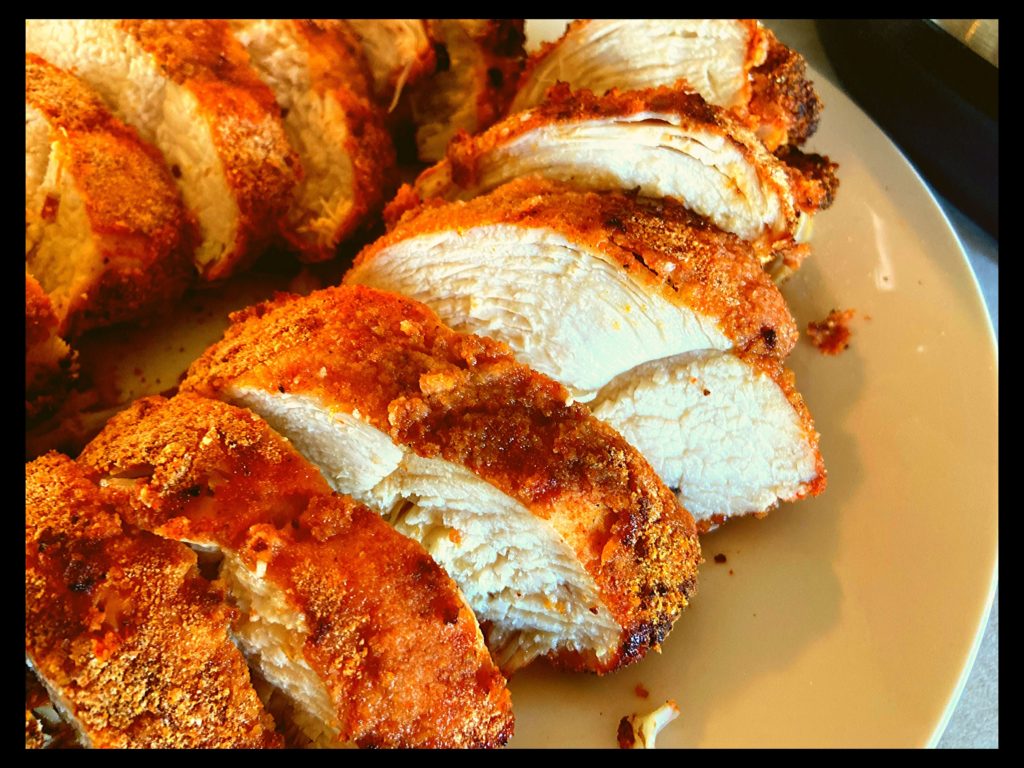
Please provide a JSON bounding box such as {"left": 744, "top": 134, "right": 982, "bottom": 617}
{"left": 505, "top": 20, "right": 999, "bottom": 748}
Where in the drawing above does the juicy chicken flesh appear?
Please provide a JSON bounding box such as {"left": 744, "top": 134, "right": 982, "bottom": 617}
{"left": 25, "top": 54, "right": 194, "bottom": 338}
{"left": 25, "top": 19, "right": 300, "bottom": 280}
{"left": 351, "top": 178, "right": 824, "bottom": 528}
{"left": 181, "top": 285, "right": 701, "bottom": 674}
{"left": 79, "top": 393, "right": 514, "bottom": 749}
{"left": 25, "top": 271, "right": 74, "bottom": 422}
{"left": 230, "top": 20, "right": 395, "bottom": 260}
{"left": 409, "top": 86, "right": 836, "bottom": 263}
{"left": 25, "top": 453, "right": 281, "bottom": 748}
{"left": 346, "top": 19, "right": 435, "bottom": 106}
{"left": 409, "top": 19, "right": 526, "bottom": 162}
{"left": 511, "top": 20, "right": 822, "bottom": 151}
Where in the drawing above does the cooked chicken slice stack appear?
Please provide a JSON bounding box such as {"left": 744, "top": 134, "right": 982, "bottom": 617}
{"left": 408, "top": 20, "right": 526, "bottom": 162}
{"left": 511, "top": 20, "right": 822, "bottom": 151}
{"left": 25, "top": 54, "right": 194, "bottom": 338}
{"left": 404, "top": 85, "right": 836, "bottom": 268}
{"left": 25, "top": 19, "right": 300, "bottom": 280}
{"left": 349, "top": 178, "right": 825, "bottom": 529}
{"left": 345, "top": 19, "right": 436, "bottom": 108}
{"left": 229, "top": 20, "right": 395, "bottom": 261}
{"left": 181, "top": 285, "right": 700, "bottom": 674}
{"left": 25, "top": 453, "right": 282, "bottom": 748}
{"left": 79, "top": 393, "right": 514, "bottom": 748}
{"left": 25, "top": 272, "right": 75, "bottom": 422}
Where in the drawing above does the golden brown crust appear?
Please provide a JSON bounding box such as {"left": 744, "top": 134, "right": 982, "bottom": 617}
{"left": 25, "top": 453, "right": 281, "bottom": 748}
{"left": 357, "top": 176, "right": 797, "bottom": 358}
{"left": 25, "top": 53, "right": 195, "bottom": 337}
{"left": 749, "top": 28, "right": 823, "bottom": 151}
{"left": 776, "top": 145, "right": 840, "bottom": 213}
{"left": 79, "top": 393, "right": 514, "bottom": 748}
{"left": 117, "top": 19, "right": 300, "bottom": 279}
{"left": 183, "top": 285, "right": 701, "bottom": 673}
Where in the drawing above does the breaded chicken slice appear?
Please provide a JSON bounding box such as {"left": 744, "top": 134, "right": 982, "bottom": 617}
{"left": 79, "top": 393, "right": 514, "bottom": 748}
{"left": 25, "top": 54, "right": 194, "bottom": 337}
{"left": 407, "top": 85, "right": 837, "bottom": 268}
{"left": 181, "top": 285, "right": 701, "bottom": 674}
{"left": 354, "top": 177, "right": 795, "bottom": 401}
{"left": 511, "top": 20, "right": 821, "bottom": 151}
{"left": 346, "top": 19, "right": 436, "bottom": 107}
{"left": 25, "top": 453, "right": 281, "bottom": 748}
{"left": 25, "top": 270, "right": 75, "bottom": 423}
{"left": 348, "top": 178, "right": 824, "bottom": 529}
{"left": 409, "top": 19, "right": 526, "bottom": 162}
{"left": 25, "top": 19, "right": 300, "bottom": 280}
{"left": 230, "top": 20, "right": 396, "bottom": 261}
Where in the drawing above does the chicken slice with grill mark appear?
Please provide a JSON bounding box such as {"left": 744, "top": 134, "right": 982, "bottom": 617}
{"left": 229, "top": 20, "right": 396, "bottom": 261}
{"left": 25, "top": 453, "right": 282, "bottom": 748}
{"left": 355, "top": 177, "right": 795, "bottom": 402}
{"left": 25, "top": 54, "right": 194, "bottom": 338}
{"left": 346, "top": 19, "right": 436, "bottom": 107}
{"left": 181, "top": 285, "right": 701, "bottom": 675}
{"left": 78, "top": 393, "right": 514, "bottom": 749}
{"left": 409, "top": 19, "right": 526, "bottom": 162}
{"left": 511, "top": 20, "right": 821, "bottom": 151}
{"left": 407, "top": 85, "right": 836, "bottom": 266}
{"left": 591, "top": 351, "right": 825, "bottom": 531}
{"left": 25, "top": 19, "right": 300, "bottom": 280}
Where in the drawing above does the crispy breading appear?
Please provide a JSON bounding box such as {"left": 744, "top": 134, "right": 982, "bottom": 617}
{"left": 182, "top": 285, "right": 701, "bottom": 673}
{"left": 80, "top": 393, "right": 514, "bottom": 748}
{"left": 749, "top": 28, "right": 824, "bottom": 151}
{"left": 25, "top": 453, "right": 281, "bottom": 748}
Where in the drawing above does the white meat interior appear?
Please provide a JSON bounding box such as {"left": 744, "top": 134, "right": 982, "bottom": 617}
{"left": 230, "top": 386, "right": 621, "bottom": 671}
{"left": 512, "top": 19, "right": 759, "bottom": 112}
{"left": 349, "top": 224, "right": 730, "bottom": 401}
{"left": 591, "top": 351, "right": 819, "bottom": 523}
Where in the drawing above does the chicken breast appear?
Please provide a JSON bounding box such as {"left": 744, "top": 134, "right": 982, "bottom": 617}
{"left": 181, "top": 285, "right": 701, "bottom": 674}
{"left": 25, "top": 54, "right": 194, "bottom": 337}
{"left": 79, "top": 393, "right": 514, "bottom": 748}
{"left": 408, "top": 85, "right": 836, "bottom": 265}
{"left": 25, "top": 19, "right": 300, "bottom": 280}
{"left": 25, "top": 453, "right": 281, "bottom": 748}
{"left": 510, "top": 20, "right": 821, "bottom": 151}
{"left": 229, "top": 20, "right": 396, "bottom": 261}
{"left": 346, "top": 19, "right": 435, "bottom": 107}
{"left": 353, "top": 177, "right": 795, "bottom": 401}
{"left": 25, "top": 271, "right": 75, "bottom": 423}
{"left": 409, "top": 19, "right": 526, "bottom": 162}
{"left": 590, "top": 351, "right": 825, "bottom": 530}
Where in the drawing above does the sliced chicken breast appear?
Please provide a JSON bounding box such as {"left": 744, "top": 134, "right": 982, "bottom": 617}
{"left": 25, "top": 19, "right": 300, "bottom": 280}
{"left": 591, "top": 351, "right": 825, "bottom": 530}
{"left": 25, "top": 271, "right": 75, "bottom": 423}
{"left": 79, "top": 393, "right": 514, "bottom": 748}
{"left": 511, "top": 20, "right": 821, "bottom": 151}
{"left": 409, "top": 19, "right": 526, "bottom": 162}
{"left": 346, "top": 19, "right": 436, "bottom": 107}
{"left": 181, "top": 285, "right": 701, "bottom": 674}
{"left": 353, "top": 177, "right": 795, "bottom": 401}
{"left": 25, "top": 54, "right": 194, "bottom": 337}
{"left": 230, "top": 20, "right": 396, "bottom": 261}
{"left": 408, "top": 85, "right": 836, "bottom": 264}
{"left": 25, "top": 453, "right": 281, "bottom": 748}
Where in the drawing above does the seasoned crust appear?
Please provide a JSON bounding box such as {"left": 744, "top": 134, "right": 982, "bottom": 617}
{"left": 776, "top": 145, "right": 840, "bottom": 213}
{"left": 749, "top": 28, "right": 823, "bottom": 150}
{"left": 25, "top": 53, "right": 195, "bottom": 337}
{"left": 79, "top": 393, "right": 515, "bottom": 748}
{"left": 183, "top": 285, "right": 701, "bottom": 672}
{"left": 358, "top": 176, "right": 797, "bottom": 358}
{"left": 25, "top": 453, "right": 281, "bottom": 748}
{"left": 118, "top": 19, "right": 301, "bottom": 279}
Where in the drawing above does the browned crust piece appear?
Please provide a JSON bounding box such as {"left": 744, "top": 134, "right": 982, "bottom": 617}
{"left": 25, "top": 271, "right": 76, "bottom": 423}
{"left": 118, "top": 19, "right": 300, "bottom": 280}
{"left": 183, "top": 285, "right": 701, "bottom": 673}
{"left": 359, "top": 176, "right": 797, "bottom": 358}
{"left": 749, "top": 27, "right": 823, "bottom": 151}
{"left": 776, "top": 145, "right": 840, "bottom": 213}
{"left": 25, "top": 53, "right": 196, "bottom": 337}
{"left": 283, "top": 20, "right": 397, "bottom": 259}
{"left": 25, "top": 453, "right": 281, "bottom": 748}
{"left": 79, "top": 393, "right": 514, "bottom": 748}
